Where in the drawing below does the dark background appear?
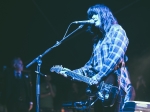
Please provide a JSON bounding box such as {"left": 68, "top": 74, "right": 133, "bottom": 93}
{"left": 1, "top": 0, "right": 150, "bottom": 110}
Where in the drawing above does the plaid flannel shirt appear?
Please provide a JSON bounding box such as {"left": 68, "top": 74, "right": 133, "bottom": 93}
{"left": 73, "top": 24, "right": 130, "bottom": 93}
{"left": 114, "top": 67, "right": 131, "bottom": 94}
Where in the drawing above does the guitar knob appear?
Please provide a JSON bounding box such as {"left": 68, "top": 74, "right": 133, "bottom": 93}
{"left": 98, "top": 92, "right": 103, "bottom": 99}
{"left": 105, "top": 94, "right": 109, "bottom": 99}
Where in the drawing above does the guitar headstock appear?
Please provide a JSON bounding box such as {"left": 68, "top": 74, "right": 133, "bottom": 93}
{"left": 50, "top": 65, "right": 64, "bottom": 74}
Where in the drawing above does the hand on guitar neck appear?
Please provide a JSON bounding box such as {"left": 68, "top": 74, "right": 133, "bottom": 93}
{"left": 50, "top": 65, "right": 71, "bottom": 77}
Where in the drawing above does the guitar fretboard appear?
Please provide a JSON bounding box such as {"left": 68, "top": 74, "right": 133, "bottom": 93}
{"left": 65, "top": 71, "right": 90, "bottom": 84}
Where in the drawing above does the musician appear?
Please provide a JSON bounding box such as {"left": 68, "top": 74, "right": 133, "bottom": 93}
{"left": 58, "top": 4, "right": 129, "bottom": 112}
{"left": 2, "top": 57, "right": 33, "bottom": 112}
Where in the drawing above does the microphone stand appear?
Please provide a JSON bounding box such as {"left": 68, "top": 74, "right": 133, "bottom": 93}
{"left": 26, "top": 24, "right": 84, "bottom": 112}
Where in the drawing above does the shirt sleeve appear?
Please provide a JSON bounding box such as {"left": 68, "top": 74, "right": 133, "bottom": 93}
{"left": 96, "top": 25, "right": 129, "bottom": 81}
{"left": 73, "top": 56, "right": 93, "bottom": 76}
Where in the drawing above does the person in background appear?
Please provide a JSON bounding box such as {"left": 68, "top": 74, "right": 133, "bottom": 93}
{"left": 40, "top": 73, "right": 56, "bottom": 112}
{"left": 67, "top": 82, "right": 87, "bottom": 101}
{"left": 2, "top": 57, "right": 33, "bottom": 112}
{"left": 135, "top": 75, "right": 148, "bottom": 101}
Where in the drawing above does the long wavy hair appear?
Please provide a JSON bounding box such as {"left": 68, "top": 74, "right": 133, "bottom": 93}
{"left": 87, "top": 4, "right": 118, "bottom": 35}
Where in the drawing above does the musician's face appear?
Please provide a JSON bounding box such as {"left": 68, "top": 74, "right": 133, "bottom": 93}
{"left": 92, "top": 14, "right": 101, "bottom": 27}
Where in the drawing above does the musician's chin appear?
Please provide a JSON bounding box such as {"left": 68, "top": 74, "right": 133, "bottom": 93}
{"left": 94, "top": 21, "right": 101, "bottom": 27}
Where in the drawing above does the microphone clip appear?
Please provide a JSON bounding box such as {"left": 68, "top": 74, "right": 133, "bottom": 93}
{"left": 35, "top": 71, "right": 47, "bottom": 77}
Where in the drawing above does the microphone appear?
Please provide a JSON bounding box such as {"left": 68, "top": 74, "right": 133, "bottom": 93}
{"left": 73, "top": 19, "right": 94, "bottom": 24}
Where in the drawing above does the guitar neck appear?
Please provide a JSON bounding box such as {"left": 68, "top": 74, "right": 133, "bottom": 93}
{"left": 65, "top": 70, "right": 90, "bottom": 84}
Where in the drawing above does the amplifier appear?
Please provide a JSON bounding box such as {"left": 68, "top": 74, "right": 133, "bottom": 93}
{"left": 123, "top": 101, "right": 150, "bottom": 112}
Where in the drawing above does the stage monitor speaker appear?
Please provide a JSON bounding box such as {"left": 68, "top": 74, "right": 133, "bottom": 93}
{"left": 123, "top": 101, "right": 150, "bottom": 112}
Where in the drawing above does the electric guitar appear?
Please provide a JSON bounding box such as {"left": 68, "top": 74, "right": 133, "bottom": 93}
{"left": 50, "top": 65, "right": 119, "bottom": 107}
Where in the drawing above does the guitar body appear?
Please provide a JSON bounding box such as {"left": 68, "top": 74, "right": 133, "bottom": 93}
{"left": 96, "top": 72, "right": 119, "bottom": 107}
{"left": 103, "top": 72, "right": 118, "bottom": 86}
{"left": 50, "top": 65, "right": 119, "bottom": 107}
